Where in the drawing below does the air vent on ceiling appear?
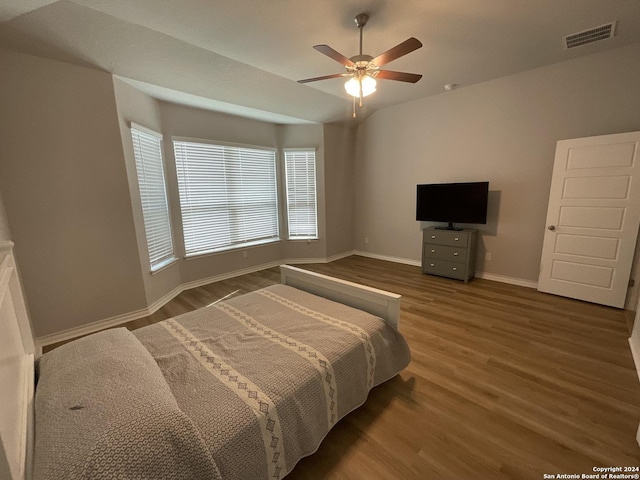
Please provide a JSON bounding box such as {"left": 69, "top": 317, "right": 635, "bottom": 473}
{"left": 564, "top": 22, "right": 616, "bottom": 49}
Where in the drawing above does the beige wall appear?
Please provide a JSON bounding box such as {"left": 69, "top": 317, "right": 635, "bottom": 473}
{"left": 111, "top": 93, "right": 348, "bottom": 308}
{"left": 324, "top": 124, "right": 355, "bottom": 257}
{"left": 0, "top": 186, "right": 11, "bottom": 241}
{"left": 158, "top": 103, "right": 329, "bottom": 287}
{"left": 112, "top": 78, "right": 182, "bottom": 307}
{"left": 11, "top": 41, "right": 639, "bottom": 338}
{"left": 354, "top": 43, "right": 640, "bottom": 283}
{"left": 158, "top": 102, "right": 281, "bottom": 291}
{"left": 0, "top": 48, "right": 349, "bottom": 338}
{"left": 278, "top": 124, "right": 327, "bottom": 260}
{"left": 0, "top": 48, "right": 146, "bottom": 337}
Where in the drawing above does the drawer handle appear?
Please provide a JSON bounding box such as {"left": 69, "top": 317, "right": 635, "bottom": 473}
{"left": 430, "top": 263, "right": 435, "bottom": 267}
{"left": 431, "top": 249, "right": 436, "bottom": 253}
{"left": 431, "top": 235, "right": 436, "bottom": 239}
{"left": 454, "top": 237, "right": 459, "bottom": 241}
{"left": 453, "top": 252, "right": 458, "bottom": 256}
{"left": 452, "top": 267, "right": 457, "bottom": 271}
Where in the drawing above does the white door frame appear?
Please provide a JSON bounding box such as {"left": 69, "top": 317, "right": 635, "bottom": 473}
{"left": 538, "top": 131, "right": 640, "bottom": 309}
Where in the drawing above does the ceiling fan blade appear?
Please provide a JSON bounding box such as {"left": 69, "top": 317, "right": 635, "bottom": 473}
{"left": 313, "top": 44, "right": 355, "bottom": 67}
{"left": 372, "top": 37, "right": 422, "bottom": 66}
{"left": 298, "top": 73, "right": 350, "bottom": 84}
{"left": 375, "top": 70, "right": 423, "bottom": 83}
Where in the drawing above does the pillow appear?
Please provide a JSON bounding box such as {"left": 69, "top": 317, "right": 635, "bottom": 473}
{"left": 33, "top": 327, "right": 222, "bottom": 480}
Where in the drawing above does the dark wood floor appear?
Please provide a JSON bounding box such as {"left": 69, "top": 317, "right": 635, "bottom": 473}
{"left": 47, "top": 255, "right": 640, "bottom": 478}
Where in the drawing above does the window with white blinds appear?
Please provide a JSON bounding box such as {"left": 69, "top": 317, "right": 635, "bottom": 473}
{"left": 284, "top": 149, "right": 318, "bottom": 239}
{"left": 130, "top": 124, "right": 176, "bottom": 271}
{"left": 173, "top": 140, "right": 279, "bottom": 256}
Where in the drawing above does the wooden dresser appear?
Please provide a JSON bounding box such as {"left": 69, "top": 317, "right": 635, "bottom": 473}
{"left": 422, "top": 227, "right": 478, "bottom": 282}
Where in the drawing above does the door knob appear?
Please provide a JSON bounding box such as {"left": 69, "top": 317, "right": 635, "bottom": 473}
{"left": 548, "top": 225, "right": 556, "bottom": 231}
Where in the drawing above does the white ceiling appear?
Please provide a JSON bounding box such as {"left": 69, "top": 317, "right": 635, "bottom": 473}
{"left": 1, "top": 0, "right": 640, "bottom": 125}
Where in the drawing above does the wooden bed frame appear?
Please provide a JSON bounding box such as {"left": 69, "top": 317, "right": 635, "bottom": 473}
{"left": 280, "top": 265, "right": 401, "bottom": 329}
{"left": 0, "top": 246, "right": 401, "bottom": 480}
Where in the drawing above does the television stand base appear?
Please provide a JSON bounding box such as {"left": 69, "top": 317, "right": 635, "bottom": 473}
{"left": 434, "top": 226, "right": 464, "bottom": 231}
{"left": 435, "top": 222, "right": 463, "bottom": 231}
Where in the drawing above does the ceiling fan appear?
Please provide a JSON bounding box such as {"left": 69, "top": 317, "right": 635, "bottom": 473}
{"left": 298, "top": 13, "right": 423, "bottom": 117}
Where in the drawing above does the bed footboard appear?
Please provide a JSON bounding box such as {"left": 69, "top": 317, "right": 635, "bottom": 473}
{"left": 280, "top": 265, "right": 401, "bottom": 329}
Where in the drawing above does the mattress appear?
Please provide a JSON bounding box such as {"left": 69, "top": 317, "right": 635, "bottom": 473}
{"left": 34, "top": 284, "right": 411, "bottom": 480}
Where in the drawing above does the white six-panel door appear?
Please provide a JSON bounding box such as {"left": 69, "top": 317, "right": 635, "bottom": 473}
{"left": 538, "top": 131, "right": 640, "bottom": 308}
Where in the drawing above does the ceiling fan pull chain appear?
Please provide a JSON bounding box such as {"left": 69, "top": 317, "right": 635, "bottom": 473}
{"left": 352, "top": 97, "right": 356, "bottom": 118}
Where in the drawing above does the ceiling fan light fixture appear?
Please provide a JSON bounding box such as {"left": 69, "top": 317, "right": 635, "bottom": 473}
{"left": 298, "top": 12, "right": 422, "bottom": 118}
{"left": 345, "top": 75, "right": 377, "bottom": 98}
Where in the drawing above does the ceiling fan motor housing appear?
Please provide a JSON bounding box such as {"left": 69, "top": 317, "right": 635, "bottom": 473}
{"left": 349, "top": 54, "right": 374, "bottom": 67}
{"left": 297, "top": 11, "right": 422, "bottom": 92}
{"left": 355, "top": 13, "right": 369, "bottom": 28}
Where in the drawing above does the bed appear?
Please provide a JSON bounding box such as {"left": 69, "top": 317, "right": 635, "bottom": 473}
{"left": 0, "top": 241, "right": 410, "bottom": 480}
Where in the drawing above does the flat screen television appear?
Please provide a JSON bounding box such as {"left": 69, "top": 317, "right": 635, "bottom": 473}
{"left": 416, "top": 181, "right": 489, "bottom": 230}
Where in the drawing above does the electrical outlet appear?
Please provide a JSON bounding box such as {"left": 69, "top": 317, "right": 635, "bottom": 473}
{"left": 365, "top": 237, "right": 369, "bottom": 244}
{"left": 242, "top": 250, "right": 248, "bottom": 258}
{"left": 485, "top": 252, "right": 492, "bottom": 261}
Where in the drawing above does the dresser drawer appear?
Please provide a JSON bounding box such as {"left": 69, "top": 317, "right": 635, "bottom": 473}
{"left": 425, "top": 230, "right": 470, "bottom": 247}
{"left": 421, "top": 228, "right": 477, "bottom": 282}
{"left": 422, "top": 259, "right": 467, "bottom": 280}
{"left": 424, "top": 244, "right": 468, "bottom": 262}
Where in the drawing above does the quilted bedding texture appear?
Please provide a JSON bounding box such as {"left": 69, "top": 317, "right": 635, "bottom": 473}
{"left": 34, "top": 328, "right": 222, "bottom": 480}
{"left": 34, "top": 283, "right": 411, "bottom": 480}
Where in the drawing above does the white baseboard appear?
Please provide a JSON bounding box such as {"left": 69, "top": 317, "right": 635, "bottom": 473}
{"left": 629, "top": 335, "right": 640, "bottom": 448}
{"left": 37, "top": 283, "right": 196, "bottom": 351}
{"left": 353, "top": 250, "right": 422, "bottom": 267}
{"left": 324, "top": 251, "right": 355, "bottom": 263}
{"left": 36, "top": 251, "right": 355, "bottom": 350}
{"left": 475, "top": 271, "right": 538, "bottom": 289}
{"left": 35, "top": 250, "right": 539, "bottom": 350}
{"left": 353, "top": 250, "right": 538, "bottom": 289}
{"left": 147, "top": 285, "right": 184, "bottom": 315}
{"left": 181, "top": 260, "right": 284, "bottom": 291}
{"left": 35, "top": 305, "right": 152, "bottom": 351}
{"left": 629, "top": 336, "right": 640, "bottom": 384}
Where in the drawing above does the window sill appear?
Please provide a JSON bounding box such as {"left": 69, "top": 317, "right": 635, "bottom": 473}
{"left": 150, "top": 256, "right": 179, "bottom": 275}
{"left": 287, "top": 237, "right": 319, "bottom": 242}
{"left": 184, "top": 238, "right": 282, "bottom": 260}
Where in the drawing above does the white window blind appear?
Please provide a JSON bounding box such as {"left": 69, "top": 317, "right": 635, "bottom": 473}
{"left": 284, "top": 149, "right": 318, "bottom": 239}
{"left": 173, "top": 140, "right": 279, "bottom": 256}
{"left": 130, "top": 124, "right": 175, "bottom": 271}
